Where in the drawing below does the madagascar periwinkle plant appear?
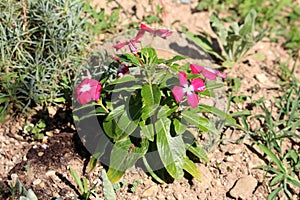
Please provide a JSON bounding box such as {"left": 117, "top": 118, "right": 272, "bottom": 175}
{"left": 73, "top": 24, "right": 236, "bottom": 183}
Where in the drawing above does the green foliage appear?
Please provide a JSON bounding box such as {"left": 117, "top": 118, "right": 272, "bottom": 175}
{"left": 6, "top": 178, "right": 38, "bottom": 200}
{"left": 70, "top": 168, "right": 102, "bottom": 200}
{"left": 194, "top": 0, "right": 300, "bottom": 53}
{"left": 74, "top": 45, "right": 236, "bottom": 184}
{"left": 0, "top": 0, "right": 89, "bottom": 122}
{"left": 82, "top": 1, "right": 120, "bottom": 36}
{"left": 23, "top": 119, "right": 46, "bottom": 140}
{"left": 256, "top": 143, "right": 300, "bottom": 200}
{"left": 186, "top": 9, "right": 265, "bottom": 67}
{"left": 101, "top": 170, "right": 117, "bottom": 200}
{"left": 243, "top": 66, "right": 300, "bottom": 199}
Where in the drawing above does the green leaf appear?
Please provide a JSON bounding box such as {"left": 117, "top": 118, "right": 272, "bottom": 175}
{"left": 270, "top": 174, "right": 284, "bottom": 187}
{"left": 70, "top": 168, "right": 84, "bottom": 194}
{"left": 198, "top": 104, "right": 237, "bottom": 126}
{"left": 119, "top": 53, "right": 141, "bottom": 66}
{"left": 222, "top": 60, "right": 235, "bottom": 68}
{"left": 267, "top": 186, "right": 282, "bottom": 200}
{"left": 157, "top": 105, "right": 178, "bottom": 119}
{"left": 109, "top": 75, "right": 136, "bottom": 85}
{"left": 156, "top": 118, "right": 185, "bottom": 179}
{"left": 256, "top": 143, "right": 285, "bottom": 172}
{"left": 183, "top": 157, "right": 202, "bottom": 182}
{"left": 141, "top": 47, "right": 158, "bottom": 65}
{"left": 104, "top": 111, "right": 138, "bottom": 141}
{"left": 82, "top": 177, "right": 89, "bottom": 193}
{"left": 181, "top": 110, "right": 219, "bottom": 135}
{"left": 287, "top": 176, "right": 300, "bottom": 188}
{"left": 210, "top": 12, "right": 228, "bottom": 46}
{"left": 173, "top": 118, "right": 187, "bottom": 135}
{"left": 185, "top": 32, "right": 225, "bottom": 61}
{"left": 101, "top": 170, "right": 117, "bottom": 200}
{"left": 107, "top": 137, "right": 149, "bottom": 183}
{"left": 142, "top": 156, "right": 165, "bottom": 184}
{"left": 140, "top": 122, "right": 155, "bottom": 141}
{"left": 141, "top": 84, "right": 161, "bottom": 120}
{"left": 165, "top": 55, "right": 187, "bottom": 65}
{"left": 187, "top": 144, "right": 209, "bottom": 163}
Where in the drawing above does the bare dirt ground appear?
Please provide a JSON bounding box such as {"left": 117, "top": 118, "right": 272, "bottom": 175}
{"left": 1, "top": 0, "right": 299, "bottom": 199}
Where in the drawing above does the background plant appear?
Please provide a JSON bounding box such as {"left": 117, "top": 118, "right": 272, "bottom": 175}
{"left": 0, "top": 0, "right": 89, "bottom": 122}
{"left": 186, "top": 9, "right": 265, "bottom": 67}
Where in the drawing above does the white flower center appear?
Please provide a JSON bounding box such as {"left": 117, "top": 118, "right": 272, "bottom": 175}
{"left": 183, "top": 84, "right": 194, "bottom": 95}
{"left": 80, "top": 84, "right": 91, "bottom": 92}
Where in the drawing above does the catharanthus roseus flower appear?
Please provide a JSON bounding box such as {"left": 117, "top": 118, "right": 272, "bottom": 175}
{"left": 190, "top": 64, "right": 227, "bottom": 80}
{"left": 112, "top": 29, "right": 145, "bottom": 54}
{"left": 76, "top": 78, "right": 102, "bottom": 105}
{"left": 140, "top": 23, "right": 172, "bottom": 39}
{"left": 172, "top": 72, "right": 206, "bottom": 108}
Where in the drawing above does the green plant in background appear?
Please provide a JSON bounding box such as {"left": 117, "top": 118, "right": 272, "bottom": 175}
{"left": 256, "top": 143, "right": 300, "bottom": 200}
{"left": 0, "top": 0, "right": 89, "bottom": 122}
{"left": 23, "top": 119, "right": 46, "bottom": 140}
{"left": 186, "top": 9, "right": 265, "bottom": 68}
{"left": 82, "top": 0, "right": 120, "bottom": 36}
{"left": 244, "top": 64, "right": 300, "bottom": 199}
{"left": 70, "top": 168, "right": 116, "bottom": 200}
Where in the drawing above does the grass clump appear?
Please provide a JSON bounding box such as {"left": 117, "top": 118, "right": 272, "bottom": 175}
{"left": 0, "top": 0, "right": 89, "bottom": 122}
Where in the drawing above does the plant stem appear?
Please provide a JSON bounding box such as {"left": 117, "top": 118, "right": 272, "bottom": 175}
{"left": 96, "top": 99, "right": 109, "bottom": 113}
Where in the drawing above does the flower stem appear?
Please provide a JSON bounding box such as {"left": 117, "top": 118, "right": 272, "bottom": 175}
{"left": 96, "top": 99, "right": 109, "bottom": 113}
{"left": 134, "top": 53, "right": 144, "bottom": 66}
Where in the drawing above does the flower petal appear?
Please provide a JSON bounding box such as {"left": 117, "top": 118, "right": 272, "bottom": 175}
{"left": 140, "top": 23, "right": 155, "bottom": 34}
{"left": 172, "top": 86, "right": 185, "bottom": 103}
{"left": 190, "top": 64, "right": 203, "bottom": 74}
{"left": 178, "top": 72, "right": 188, "bottom": 86}
{"left": 113, "top": 41, "right": 129, "bottom": 50}
{"left": 76, "top": 78, "right": 102, "bottom": 104}
{"left": 155, "top": 29, "right": 172, "bottom": 39}
{"left": 191, "top": 78, "right": 206, "bottom": 92}
{"left": 187, "top": 93, "right": 199, "bottom": 108}
{"left": 133, "top": 29, "right": 145, "bottom": 42}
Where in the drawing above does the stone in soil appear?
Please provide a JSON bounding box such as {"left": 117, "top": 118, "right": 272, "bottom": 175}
{"left": 229, "top": 175, "right": 258, "bottom": 199}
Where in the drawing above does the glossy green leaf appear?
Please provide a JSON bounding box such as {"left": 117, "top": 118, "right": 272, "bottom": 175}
{"left": 107, "top": 137, "right": 149, "bottom": 183}
{"left": 156, "top": 118, "right": 185, "bottom": 179}
{"left": 104, "top": 110, "right": 138, "bottom": 141}
{"left": 173, "top": 118, "right": 187, "bottom": 135}
{"left": 181, "top": 110, "right": 219, "bottom": 135}
{"left": 198, "top": 104, "right": 237, "bottom": 126}
{"left": 183, "top": 157, "right": 202, "bottom": 182}
{"left": 142, "top": 156, "right": 165, "bottom": 184}
{"left": 187, "top": 144, "right": 209, "bottom": 163}
{"left": 141, "top": 47, "right": 158, "bottom": 64}
{"left": 141, "top": 84, "right": 161, "bottom": 120}
{"left": 140, "top": 122, "right": 155, "bottom": 141}
{"left": 119, "top": 53, "right": 141, "bottom": 66}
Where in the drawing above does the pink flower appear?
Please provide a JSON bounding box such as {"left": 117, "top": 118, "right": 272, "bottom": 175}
{"left": 76, "top": 78, "right": 102, "bottom": 104}
{"left": 112, "top": 29, "right": 145, "bottom": 54}
{"left": 172, "top": 72, "right": 206, "bottom": 108}
{"left": 140, "top": 24, "right": 172, "bottom": 39}
{"left": 190, "top": 64, "right": 227, "bottom": 80}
